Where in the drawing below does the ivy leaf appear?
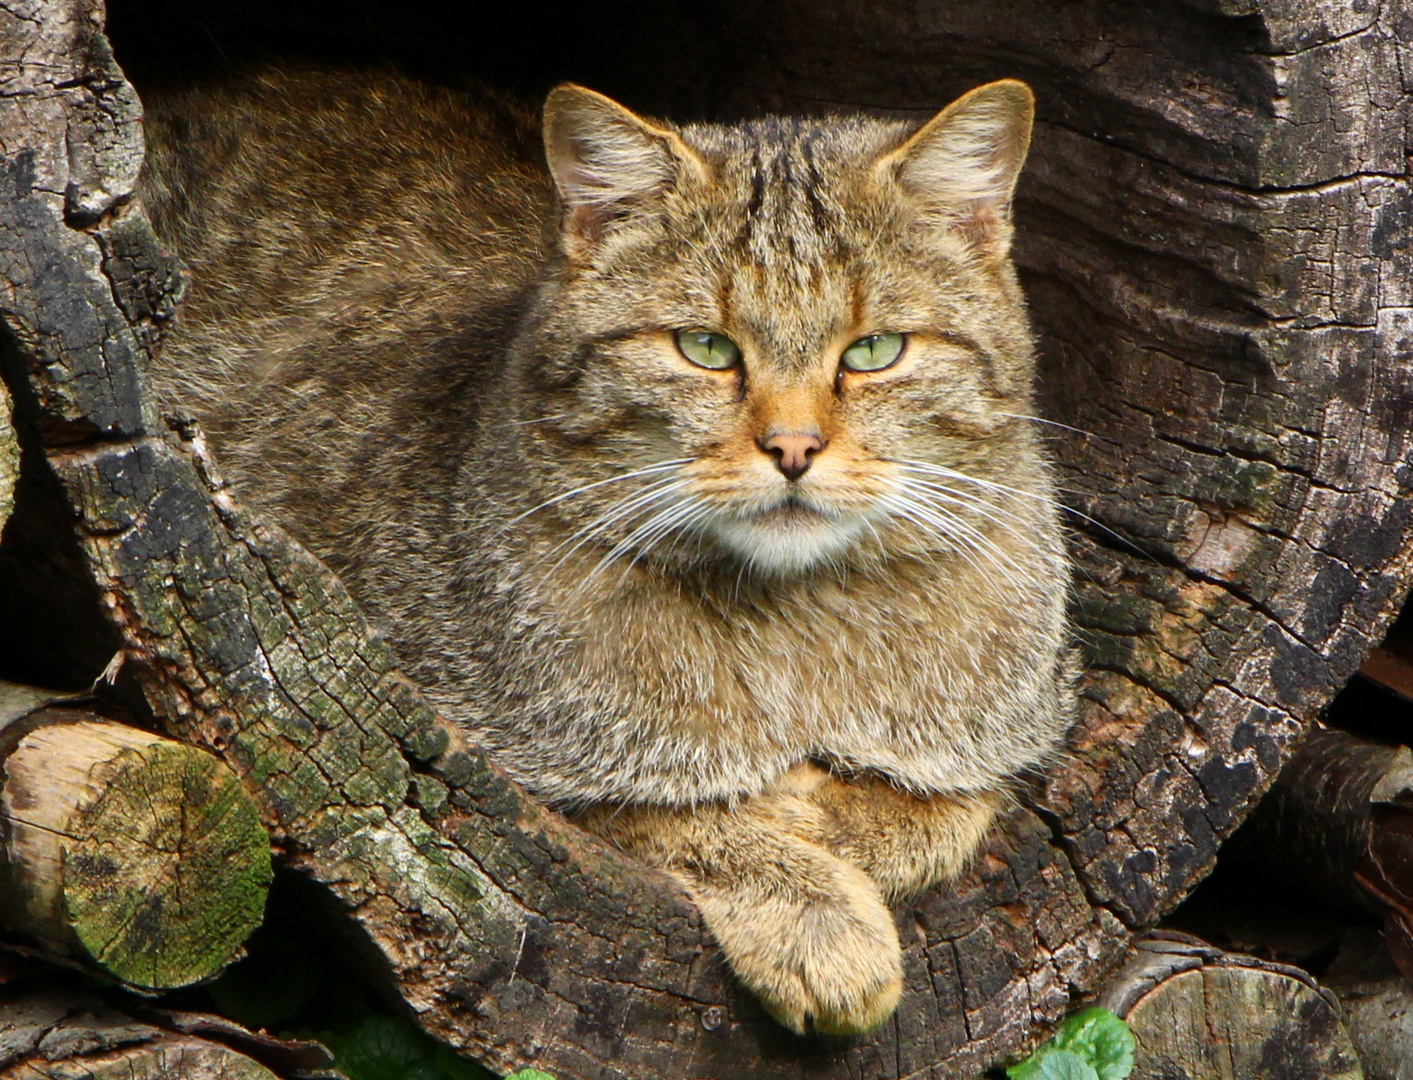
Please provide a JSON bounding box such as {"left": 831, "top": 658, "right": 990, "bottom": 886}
{"left": 505, "top": 1071, "right": 557, "bottom": 1080}
{"left": 1007, "top": 1050, "right": 1046, "bottom": 1080}
{"left": 332, "top": 1015, "right": 431, "bottom": 1080}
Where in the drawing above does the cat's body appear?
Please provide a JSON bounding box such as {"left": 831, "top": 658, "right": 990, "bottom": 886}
{"left": 140, "top": 66, "right": 1074, "bottom": 1034}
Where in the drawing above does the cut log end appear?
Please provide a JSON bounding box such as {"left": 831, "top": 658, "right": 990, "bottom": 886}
{"left": 0, "top": 709, "right": 272, "bottom": 990}
{"left": 1103, "top": 936, "right": 1364, "bottom": 1080}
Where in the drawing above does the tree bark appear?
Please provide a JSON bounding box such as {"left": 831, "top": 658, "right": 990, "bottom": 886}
{"left": 1234, "top": 724, "right": 1413, "bottom": 982}
{"left": 1330, "top": 971, "right": 1413, "bottom": 1080}
{"left": 0, "top": 705, "right": 272, "bottom": 990}
{"left": 0, "top": 0, "right": 1410, "bottom": 1077}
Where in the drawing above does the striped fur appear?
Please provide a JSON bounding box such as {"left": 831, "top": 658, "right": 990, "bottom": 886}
{"left": 140, "top": 67, "right": 1073, "bottom": 1033}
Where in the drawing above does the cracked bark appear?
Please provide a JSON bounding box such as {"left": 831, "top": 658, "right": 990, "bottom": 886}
{"left": 1, "top": 0, "right": 1411, "bottom": 1077}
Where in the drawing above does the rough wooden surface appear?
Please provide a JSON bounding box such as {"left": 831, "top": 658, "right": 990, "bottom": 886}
{"left": 0, "top": 708, "right": 272, "bottom": 990}
{"left": 1235, "top": 724, "right": 1413, "bottom": 982}
{"left": 1242, "top": 727, "right": 1413, "bottom": 907}
{"left": 1331, "top": 972, "right": 1413, "bottom": 1080}
{"left": 1, "top": 0, "right": 1411, "bottom": 1077}
{"left": 0, "top": 985, "right": 331, "bottom": 1080}
{"left": 0, "top": 383, "right": 16, "bottom": 530}
{"left": 1101, "top": 935, "right": 1364, "bottom": 1080}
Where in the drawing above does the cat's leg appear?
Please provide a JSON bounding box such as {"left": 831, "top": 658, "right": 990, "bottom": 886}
{"left": 775, "top": 762, "right": 1003, "bottom": 902}
{"left": 577, "top": 796, "right": 903, "bottom": 1035}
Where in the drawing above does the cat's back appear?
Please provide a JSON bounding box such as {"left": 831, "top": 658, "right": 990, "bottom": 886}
{"left": 140, "top": 65, "right": 549, "bottom": 318}
{"left": 139, "top": 67, "right": 553, "bottom": 612}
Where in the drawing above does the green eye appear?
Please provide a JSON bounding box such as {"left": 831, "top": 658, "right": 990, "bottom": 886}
{"left": 840, "top": 333, "right": 905, "bottom": 372}
{"left": 675, "top": 329, "right": 742, "bottom": 370}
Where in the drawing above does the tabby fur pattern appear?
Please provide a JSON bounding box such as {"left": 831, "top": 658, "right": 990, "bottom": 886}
{"left": 140, "top": 66, "right": 1074, "bottom": 1034}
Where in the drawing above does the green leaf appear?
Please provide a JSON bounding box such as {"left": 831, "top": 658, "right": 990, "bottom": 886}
{"left": 314, "top": 1011, "right": 530, "bottom": 1080}
{"left": 1006, "top": 1008, "right": 1134, "bottom": 1080}
{"left": 330, "top": 1015, "right": 433, "bottom": 1080}
{"left": 1049, "top": 1008, "right": 1135, "bottom": 1080}
{"left": 1007, "top": 1051, "right": 1043, "bottom": 1080}
{"left": 1037, "top": 1050, "right": 1100, "bottom": 1080}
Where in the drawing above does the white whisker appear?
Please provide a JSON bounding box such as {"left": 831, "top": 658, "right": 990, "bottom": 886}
{"left": 994, "top": 412, "right": 1099, "bottom": 439}
{"left": 537, "top": 477, "right": 694, "bottom": 580}
{"left": 889, "top": 457, "right": 1153, "bottom": 559}
{"left": 506, "top": 458, "right": 692, "bottom": 526}
{"left": 879, "top": 491, "right": 1023, "bottom": 599}
{"left": 893, "top": 474, "right": 1040, "bottom": 550}
{"left": 580, "top": 496, "right": 711, "bottom": 592}
{"left": 498, "top": 412, "right": 572, "bottom": 427}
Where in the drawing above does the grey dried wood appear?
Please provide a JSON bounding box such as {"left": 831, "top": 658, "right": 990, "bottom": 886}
{"left": 0, "top": 989, "right": 276, "bottom": 1074}
{"left": 1101, "top": 936, "right": 1364, "bottom": 1080}
{"left": 1333, "top": 972, "right": 1413, "bottom": 1080}
{"left": 0, "top": 0, "right": 1410, "bottom": 1077}
{"left": 0, "top": 985, "right": 329, "bottom": 1080}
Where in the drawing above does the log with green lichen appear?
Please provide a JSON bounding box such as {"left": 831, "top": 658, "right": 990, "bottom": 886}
{"left": 0, "top": 706, "right": 272, "bottom": 991}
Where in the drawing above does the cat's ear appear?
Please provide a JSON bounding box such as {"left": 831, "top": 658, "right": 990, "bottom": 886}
{"left": 543, "top": 85, "right": 705, "bottom": 256}
{"left": 879, "top": 79, "right": 1034, "bottom": 261}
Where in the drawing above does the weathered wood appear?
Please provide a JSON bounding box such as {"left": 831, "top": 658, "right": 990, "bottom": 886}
{"left": 1235, "top": 724, "right": 1413, "bottom": 981}
{"left": 1, "top": 0, "right": 1411, "bottom": 1077}
{"left": 0, "top": 708, "right": 272, "bottom": 990}
{"left": 1238, "top": 727, "right": 1412, "bottom": 910}
{"left": 0, "top": 984, "right": 333, "bottom": 1079}
{"left": 1100, "top": 935, "right": 1364, "bottom": 1080}
{"left": 1328, "top": 968, "right": 1413, "bottom": 1080}
{"left": 0, "top": 383, "right": 16, "bottom": 530}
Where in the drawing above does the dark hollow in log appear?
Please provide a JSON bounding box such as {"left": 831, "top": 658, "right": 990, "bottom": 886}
{"left": 0, "top": 706, "right": 272, "bottom": 991}
{"left": 2, "top": 0, "right": 1412, "bottom": 1075}
{"left": 1100, "top": 935, "right": 1363, "bottom": 1080}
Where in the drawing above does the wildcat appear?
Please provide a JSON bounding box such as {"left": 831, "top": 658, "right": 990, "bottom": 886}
{"left": 138, "top": 66, "right": 1074, "bottom": 1035}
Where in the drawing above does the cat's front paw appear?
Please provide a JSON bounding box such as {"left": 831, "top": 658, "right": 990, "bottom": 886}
{"left": 693, "top": 866, "right": 903, "bottom": 1035}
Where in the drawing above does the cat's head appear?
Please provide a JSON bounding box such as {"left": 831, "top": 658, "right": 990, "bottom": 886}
{"left": 515, "top": 80, "right": 1049, "bottom": 580}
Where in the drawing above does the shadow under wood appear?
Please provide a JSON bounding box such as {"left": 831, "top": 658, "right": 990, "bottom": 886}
{"left": 0, "top": 328, "right": 120, "bottom": 691}
{"left": 171, "top": 868, "right": 397, "bottom": 1033}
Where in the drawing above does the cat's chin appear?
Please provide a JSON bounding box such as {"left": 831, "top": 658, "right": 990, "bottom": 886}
{"left": 708, "top": 505, "right": 870, "bottom": 576}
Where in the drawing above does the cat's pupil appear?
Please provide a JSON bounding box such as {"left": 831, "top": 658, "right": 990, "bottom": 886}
{"left": 841, "top": 333, "right": 905, "bottom": 372}
{"left": 676, "top": 329, "right": 741, "bottom": 370}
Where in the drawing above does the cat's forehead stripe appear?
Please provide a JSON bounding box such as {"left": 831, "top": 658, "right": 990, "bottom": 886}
{"left": 685, "top": 117, "right": 886, "bottom": 274}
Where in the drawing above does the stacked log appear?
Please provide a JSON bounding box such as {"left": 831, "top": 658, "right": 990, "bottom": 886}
{"left": 1236, "top": 726, "right": 1413, "bottom": 973}
{"left": 0, "top": 703, "right": 272, "bottom": 991}
{"left": 0, "top": 985, "right": 335, "bottom": 1080}
{"left": 1100, "top": 935, "right": 1364, "bottom": 1080}
{"left": 0, "top": 0, "right": 1411, "bottom": 1077}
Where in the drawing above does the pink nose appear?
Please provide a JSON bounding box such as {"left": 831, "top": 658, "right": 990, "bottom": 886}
{"left": 760, "top": 432, "right": 824, "bottom": 481}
